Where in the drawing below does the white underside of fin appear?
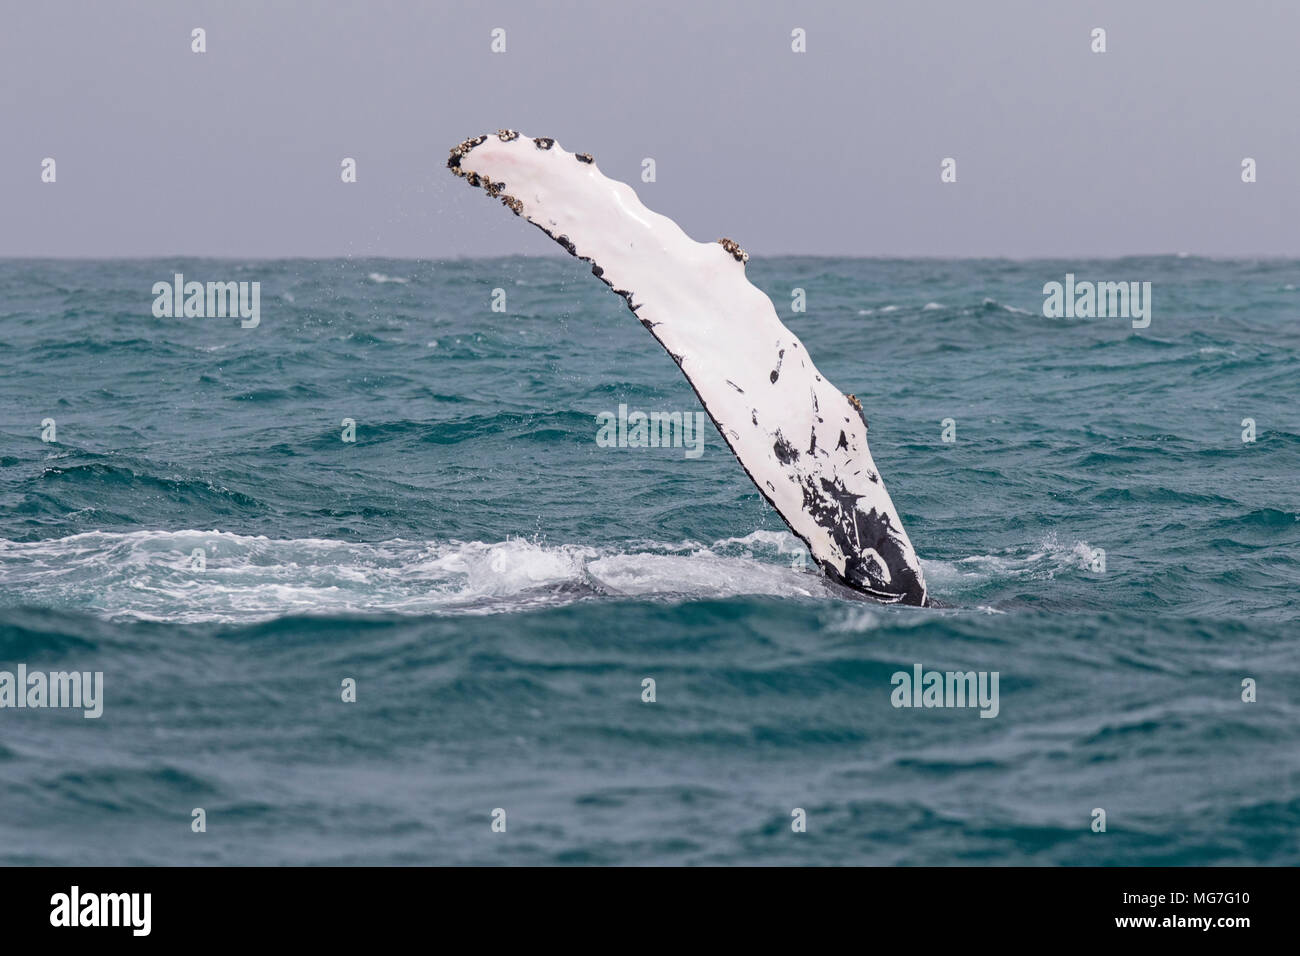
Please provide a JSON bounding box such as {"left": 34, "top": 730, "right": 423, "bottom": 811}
{"left": 448, "top": 132, "right": 928, "bottom": 606}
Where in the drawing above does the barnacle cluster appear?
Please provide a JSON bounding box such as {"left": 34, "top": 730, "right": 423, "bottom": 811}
{"left": 717, "top": 238, "right": 749, "bottom": 264}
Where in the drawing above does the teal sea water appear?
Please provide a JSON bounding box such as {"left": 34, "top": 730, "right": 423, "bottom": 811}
{"left": 1, "top": 256, "right": 1297, "bottom": 865}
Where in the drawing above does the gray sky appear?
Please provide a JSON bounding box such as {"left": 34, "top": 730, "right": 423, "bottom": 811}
{"left": 2, "top": 0, "right": 1297, "bottom": 258}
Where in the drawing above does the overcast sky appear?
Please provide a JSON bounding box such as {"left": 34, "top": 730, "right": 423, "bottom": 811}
{"left": 2, "top": 0, "right": 1297, "bottom": 258}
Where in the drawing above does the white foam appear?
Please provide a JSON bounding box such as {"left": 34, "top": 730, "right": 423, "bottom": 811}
{"left": 982, "top": 297, "right": 1033, "bottom": 315}
{"left": 919, "top": 532, "right": 1098, "bottom": 594}
{"left": 0, "top": 528, "right": 1096, "bottom": 623}
{"left": 0, "top": 529, "right": 834, "bottom": 623}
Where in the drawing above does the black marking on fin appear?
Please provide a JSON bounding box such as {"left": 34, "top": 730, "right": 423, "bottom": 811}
{"left": 773, "top": 432, "right": 799, "bottom": 464}
{"left": 770, "top": 347, "right": 785, "bottom": 384}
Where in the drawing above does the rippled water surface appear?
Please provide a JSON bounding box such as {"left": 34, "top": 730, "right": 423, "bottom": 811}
{"left": 1, "top": 257, "right": 1297, "bottom": 864}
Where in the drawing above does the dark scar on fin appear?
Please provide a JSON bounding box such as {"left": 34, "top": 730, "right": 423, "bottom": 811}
{"left": 772, "top": 432, "right": 799, "bottom": 464}
{"left": 770, "top": 347, "right": 785, "bottom": 384}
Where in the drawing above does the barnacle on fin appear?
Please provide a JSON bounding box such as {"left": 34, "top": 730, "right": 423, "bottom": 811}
{"left": 534, "top": 137, "right": 555, "bottom": 150}
{"left": 449, "top": 134, "right": 486, "bottom": 165}
{"left": 717, "top": 238, "right": 749, "bottom": 264}
{"left": 447, "top": 134, "right": 487, "bottom": 175}
{"left": 497, "top": 129, "right": 519, "bottom": 142}
{"left": 846, "top": 394, "right": 868, "bottom": 431}
{"left": 576, "top": 152, "right": 594, "bottom": 164}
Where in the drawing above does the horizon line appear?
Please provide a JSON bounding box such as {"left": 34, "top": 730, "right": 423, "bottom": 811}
{"left": 3, "top": 252, "right": 1300, "bottom": 263}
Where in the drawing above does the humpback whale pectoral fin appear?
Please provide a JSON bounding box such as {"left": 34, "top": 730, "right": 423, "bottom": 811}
{"left": 447, "top": 131, "right": 930, "bottom": 607}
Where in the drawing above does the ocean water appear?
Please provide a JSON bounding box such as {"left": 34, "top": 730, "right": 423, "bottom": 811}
{"left": 1, "top": 256, "right": 1297, "bottom": 866}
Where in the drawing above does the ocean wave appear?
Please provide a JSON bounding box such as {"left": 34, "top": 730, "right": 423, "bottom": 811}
{"left": 980, "top": 297, "right": 1034, "bottom": 315}
{"left": 0, "top": 528, "right": 1107, "bottom": 624}
{"left": 0, "top": 529, "right": 838, "bottom": 623}
{"left": 918, "top": 533, "right": 1100, "bottom": 592}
